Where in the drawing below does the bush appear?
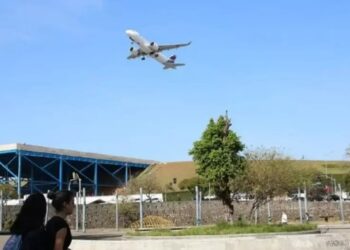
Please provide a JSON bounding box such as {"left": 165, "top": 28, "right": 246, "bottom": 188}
{"left": 164, "top": 191, "right": 194, "bottom": 201}
{"left": 4, "top": 217, "right": 14, "bottom": 231}
{"left": 119, "top": 202, "right": 138, "bottom": 227}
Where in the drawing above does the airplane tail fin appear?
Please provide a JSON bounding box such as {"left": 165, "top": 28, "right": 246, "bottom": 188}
{"left": 168, "top": 55, "right": 177, "bottom": 63}
{"left": 163, "top": 54, "right": 185, "bottom": 69}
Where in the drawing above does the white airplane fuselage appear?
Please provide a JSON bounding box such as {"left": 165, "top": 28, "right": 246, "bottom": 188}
{"left": 126, "top": 29, "right": 153, "bottom": 54}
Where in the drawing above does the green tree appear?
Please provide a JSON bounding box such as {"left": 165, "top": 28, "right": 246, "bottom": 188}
{"left": 241, "top": 148, "right": 298, "bottom": 219}
{"left": 292, "top": 165, "right": 320, "bottom": 189}
{"left": 346, "top": 146, "right": 350, "bottom": 158}
{"left": 189, "top": 113, "right": 246, "bottom": 220}
{"left": 125, "top": 175, "right": 162, "bottom": 202}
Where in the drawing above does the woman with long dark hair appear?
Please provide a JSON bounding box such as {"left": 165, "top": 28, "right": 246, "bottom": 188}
{"left": 4, "top": 193, "right": 46, "bottom": 250}
{"left": 46, "top": 190, "right": 74, "bottom": 250}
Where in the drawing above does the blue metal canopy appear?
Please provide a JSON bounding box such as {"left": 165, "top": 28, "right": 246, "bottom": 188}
{"left": 0, "top": 144, "right": 156, "bottom": 197}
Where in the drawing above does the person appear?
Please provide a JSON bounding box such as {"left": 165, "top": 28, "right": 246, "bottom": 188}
{"left": 4, "top": 193, "right": 46, "bottom": 250}
{"left": 46, "top": 190, "right": 74, "bottom": 250}
{"left": 281, "top": 211, "right": 288, "bottom": 224}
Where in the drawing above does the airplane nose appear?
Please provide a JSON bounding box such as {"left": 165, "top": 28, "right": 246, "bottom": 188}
{"left": 125, "top": 29, "right": 138, "bottom": 36}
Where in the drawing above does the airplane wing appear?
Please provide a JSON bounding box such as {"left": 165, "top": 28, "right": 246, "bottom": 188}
{"left": 158, "top": 42, "right": 191, "bottom": 52}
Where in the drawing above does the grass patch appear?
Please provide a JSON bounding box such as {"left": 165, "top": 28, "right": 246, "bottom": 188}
{"left": 128, "top": 222, "right": 317, "bottom": 236}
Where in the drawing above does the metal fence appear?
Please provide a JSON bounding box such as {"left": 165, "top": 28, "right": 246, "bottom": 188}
{"left": 1, "top": 186, "right": 350, "bottom": 231}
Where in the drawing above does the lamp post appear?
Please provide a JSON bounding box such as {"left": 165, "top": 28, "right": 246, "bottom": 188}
{"left": 68, "top": 172, "right": 81, "bottom": 231}
{"left": 68, "top": 172, "right": 81, "bottom": 194}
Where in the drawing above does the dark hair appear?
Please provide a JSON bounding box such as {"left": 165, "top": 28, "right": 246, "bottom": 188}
{"left": 47, "top": 190, "right": 74, "bottom": 212}
{"left": 10, "top": 193, "right": 46, "bottom": 235}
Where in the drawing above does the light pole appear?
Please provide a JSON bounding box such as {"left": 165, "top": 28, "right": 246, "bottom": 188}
{"left": 68, "top": 172, "right": 81, "bottom": 231}
{"left": 208, "top": 183, "right": 211, "bottom": 201}
{"left": 68, "top": 172, "right": 81, "bottom": 194}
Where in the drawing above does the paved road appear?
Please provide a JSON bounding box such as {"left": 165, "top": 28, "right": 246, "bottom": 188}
{"left": 0, "top": 228, "right": 124, "bottom": 248}
{"left": 0, "top": 235, "right": 9, "bottom": 249}
{"left": 1, "top": 225, "right": 350, "bottom": 249}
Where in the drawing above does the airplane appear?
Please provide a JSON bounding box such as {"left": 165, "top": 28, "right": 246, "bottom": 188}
{"left": 125, "top": 29, "right": 191, "bottom": 69}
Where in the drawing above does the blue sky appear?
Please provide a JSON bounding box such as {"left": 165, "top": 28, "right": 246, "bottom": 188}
{"left": 1, "top": 1, "right": 349, "bottom": 162}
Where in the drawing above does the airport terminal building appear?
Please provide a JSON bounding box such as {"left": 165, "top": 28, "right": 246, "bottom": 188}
{"left": 0, "top": 143, "right": 156, "bottom": 197}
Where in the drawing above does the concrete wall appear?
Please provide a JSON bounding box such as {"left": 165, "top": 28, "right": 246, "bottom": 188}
{"left": 2, "top": 200, "right": 350, "bottom": 229}
{"left": 70, "top": 233, "right": 350, "bottom": 250}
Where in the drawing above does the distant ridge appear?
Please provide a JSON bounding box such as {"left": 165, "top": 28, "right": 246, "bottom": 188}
{"left": 137, "top": 160, "right": 350, "bottom": 191}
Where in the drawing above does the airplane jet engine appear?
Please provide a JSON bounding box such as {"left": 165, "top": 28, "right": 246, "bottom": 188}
{"left": 130, "top": 47, "right": 140, "bottom": 56}
{"left": 149, "top": 42, "right": 159, "bottom": 51}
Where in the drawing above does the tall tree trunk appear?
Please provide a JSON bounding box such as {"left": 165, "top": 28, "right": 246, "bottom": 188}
{"left": 221, "top": 193, "right": 234, "bottom": 223}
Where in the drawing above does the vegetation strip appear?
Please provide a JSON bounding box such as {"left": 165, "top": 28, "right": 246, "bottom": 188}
{"left": 129, "top": 223, "right": 317, "bottom": 236}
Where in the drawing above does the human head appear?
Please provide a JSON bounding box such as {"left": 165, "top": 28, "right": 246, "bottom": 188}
{"left": 10, "top": 192, "right": 47, "bottom": 234}
{"left": 47, "top": 190, "right": 74, "bottom": 214}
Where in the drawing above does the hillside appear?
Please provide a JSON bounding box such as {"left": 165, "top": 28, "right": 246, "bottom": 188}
{"left": 137, "top": 161, "right": 198, "bottom": 191}
{"left": 137, "top": 160, "right": 350, "bottom": 191}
